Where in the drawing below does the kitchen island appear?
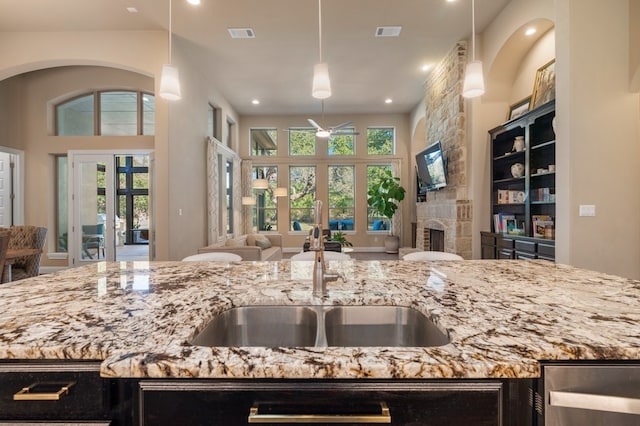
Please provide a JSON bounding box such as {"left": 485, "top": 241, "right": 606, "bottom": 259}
{"left": 0, "top": 259, "right": 638, "bottom": 424}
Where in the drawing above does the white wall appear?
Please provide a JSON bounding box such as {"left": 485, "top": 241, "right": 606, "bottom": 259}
{"left": 555, "top": 0, "right": 640, "bottom": 278}
{"left": 166, "top": 37, "right": 240, "bottom": 260}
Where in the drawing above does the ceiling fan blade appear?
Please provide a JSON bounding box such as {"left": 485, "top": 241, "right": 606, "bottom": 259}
{"left": 331, "top": 131, "right": 359, "bottom": 136}
{"left": 330, "top": 121, "right": 353, "bottom": 130}
{"left": 307, "top": 118, "right": 323, "bottom": 130}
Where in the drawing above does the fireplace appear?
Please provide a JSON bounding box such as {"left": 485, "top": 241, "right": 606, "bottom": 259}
{"left": 428, "top": 229, "right": 444, "bottom": 251}
{"left": 415, "top": 200, "right": 472, "bottom": 259}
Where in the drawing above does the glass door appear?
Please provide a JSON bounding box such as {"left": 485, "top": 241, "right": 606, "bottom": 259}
{"left": 70, "top": 154, "right": 116, "bottom": 264}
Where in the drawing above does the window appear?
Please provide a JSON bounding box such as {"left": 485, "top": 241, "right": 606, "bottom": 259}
{"left": 328, "top": 131, "right": 355, "bottom": 156}
{"left": 55, "top": 155, "right": 68, "bottom": 252}
{"left": 56, "top": 94, "right": 94, "bottom": 136}
{"left": 367, "top": 127, "right": 395, "bottom": 155}
{"left": 328, "top": 166, "right": 355, "bottom": 231}
{"left": 116, "top": 155, "right": 150, "bottom": 244}
{"left": 289, "top": 166, "right": 316, "bottom": 231}
{"left": 207, "top": 103, "right": 218, "bottom": 139}
{"left": 226, "top": 117, "right": 235, "bottom": 149}
{"left": 253, "top": 166, "right": 278, "bottom": 231}
{"left": 288, "top": 128, "right": 315, "bottom": 156}
{"left": 367, "top": 165, "right": 392, "bottom": 231}
{"left": 100, "top": 91, "right": 137, "bottom": 136}
{"left": 250, "top": 128, "right": 277, "bottom": 156}
{"left": 226, "top": 161, "right": 233, "bottom": 234}
{"left": 142, "top": 93, "right": 155, "bottom": 135}
{"left": 56, "top": 90, "right": 154, "bottom": 136}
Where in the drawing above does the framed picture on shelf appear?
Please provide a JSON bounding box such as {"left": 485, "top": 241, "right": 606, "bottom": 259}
{"left": 507, "top": 96, "right": 531, "bottom": 120}
{"left": 531, "top": 59, "right": 556, "bottom": 109}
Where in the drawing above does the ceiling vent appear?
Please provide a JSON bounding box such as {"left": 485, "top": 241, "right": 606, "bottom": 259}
{"left": 228, "top": 28, "right": 256, "bottom": 39}
{"left": 375, "top": 26, "right": 402, "bottom": 37}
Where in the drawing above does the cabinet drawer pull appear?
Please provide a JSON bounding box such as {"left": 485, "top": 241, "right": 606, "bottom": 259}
{"left": 13, "top": 381, "right": 76, "bottom": 401}
{"left": 248, "top": 401, "right": 390, "bottom": 423}
{"left": 549, "top": 390, "right": 640, "bottom": 415}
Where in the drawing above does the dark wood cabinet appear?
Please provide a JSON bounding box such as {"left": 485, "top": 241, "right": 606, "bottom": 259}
{"left": 484, "top": 100, "right": 556, "bottom": 261}
{"left": 0, "top": 361, "right": 120, "bottom": 424}
{"left": 137, "top": 379, "right": 535, "bottom": 426}
{"left": 488, "top": 101, "right": 556, "bottom": 246}
{"left": 481, "top": 231, "right": 555, "bottom": 261}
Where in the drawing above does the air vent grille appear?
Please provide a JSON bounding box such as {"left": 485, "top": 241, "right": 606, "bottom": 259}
{"left": 228, "top": 28, "right": 256, "bottom": 39}
{"left": 375, "top": 26, "right": 402, "bottom": 37}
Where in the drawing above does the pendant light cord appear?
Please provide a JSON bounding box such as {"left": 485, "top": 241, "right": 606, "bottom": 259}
{"left": 168, "top": 0, "right": 173, "bottom": 64}
{"left": 318, "top": 0, "right": 323, "bottom": 62}
{"left": 471, "top": 0, "right": 476, "bottom": 61}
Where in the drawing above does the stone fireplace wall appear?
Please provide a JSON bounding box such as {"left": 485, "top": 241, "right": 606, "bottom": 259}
{"left": 416, "top": 41, "right": 472, "bottom": 259}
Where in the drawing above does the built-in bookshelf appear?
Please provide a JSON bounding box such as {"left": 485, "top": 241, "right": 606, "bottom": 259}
{"left": 482, "top": 100, "right": 556, "bottom": 260}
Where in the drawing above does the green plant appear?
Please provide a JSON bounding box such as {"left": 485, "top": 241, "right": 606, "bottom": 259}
{"left": 329, "top": 231, "right": 352, "bottom": 247}
{"left": 367, "top": 169, "right": 406, "bottom": 234}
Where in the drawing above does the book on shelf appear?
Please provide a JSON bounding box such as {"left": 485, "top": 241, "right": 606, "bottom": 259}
{"left": 532, "top": 215, "right": 554, "bottom": 238}
{"left": 493, "top": 213, "right": 516, "bottom": 233}
{"left": 497, "top": 189, "right": 526, "bottom": 204}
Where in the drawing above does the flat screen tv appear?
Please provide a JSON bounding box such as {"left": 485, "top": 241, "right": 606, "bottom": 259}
{"left": 416, "top": 140, "right": 447, "bottom": 192}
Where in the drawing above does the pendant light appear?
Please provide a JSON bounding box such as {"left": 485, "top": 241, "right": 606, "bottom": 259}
{"left": 252, "top": 179, "right": 269, "bottom": 190}
{"left": 462, "top": 0, "right": 485, "bottom": 98}
{"left": 159, "top": 0, "right": 182, "bottom": 101}
{"left": 312, "top": 0, "right": 331, "bottom": 99}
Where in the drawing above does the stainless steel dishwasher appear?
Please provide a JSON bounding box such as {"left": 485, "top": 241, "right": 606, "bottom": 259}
{"left": 544, "top": 363, "right": 640, "bottom": 425}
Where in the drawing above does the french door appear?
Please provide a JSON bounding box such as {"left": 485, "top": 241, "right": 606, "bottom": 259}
{"left": 69, "top": 153, "right": 117, "bottom": 264}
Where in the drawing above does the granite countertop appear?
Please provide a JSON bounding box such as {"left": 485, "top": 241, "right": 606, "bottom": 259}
{"left": 0, "top": 259, "right": 638, "bottom": 380}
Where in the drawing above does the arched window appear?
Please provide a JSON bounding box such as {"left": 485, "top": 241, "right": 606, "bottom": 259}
{"left": 55, "top": 90, "right": 155, "bottom": 136}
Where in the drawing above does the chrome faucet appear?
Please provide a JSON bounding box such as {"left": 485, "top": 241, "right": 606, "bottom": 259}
{"left": 309, "top": 200, "right": 339, "bottom": 297}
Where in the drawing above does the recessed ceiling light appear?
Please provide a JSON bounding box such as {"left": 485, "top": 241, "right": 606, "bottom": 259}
{"left": 187, "top": 0, "right": 201, "bottom": 4}
{"left": 126, "top": 7, "right": 138, "bottom": 13}
{"left": 525, "top": 27, "right": 537, "bottom": 36}
{"left": 385, "top": 98, "right": 393, "bottom": 104}
{"left": 446, "top": 0, "right": 457, "bottom": 3}
{"left": 421, "top": 64, "right": 431, "bottom": 72}
{"left": 252, "top": 99, "right": 260, "bottom": 105}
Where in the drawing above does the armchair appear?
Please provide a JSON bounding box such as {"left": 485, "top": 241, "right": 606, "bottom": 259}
{"left": 0, "top": 225, "right": 47, "bottom": 282}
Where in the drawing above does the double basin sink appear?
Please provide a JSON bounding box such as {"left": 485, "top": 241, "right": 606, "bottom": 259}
{"left": 191, "top": 305, "right": 450, "bottom": 348}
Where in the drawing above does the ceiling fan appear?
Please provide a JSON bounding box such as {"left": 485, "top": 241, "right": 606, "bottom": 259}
{"left": 307, "top": 118, "right": 359, "bottom": 138}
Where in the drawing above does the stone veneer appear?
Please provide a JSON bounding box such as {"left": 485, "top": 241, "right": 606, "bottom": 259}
{"left": 416, "top": 41, "right": 472, "bottom": 259}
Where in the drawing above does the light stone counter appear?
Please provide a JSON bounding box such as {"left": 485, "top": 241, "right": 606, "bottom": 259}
{"left": 0, "top": 260, "right": 638, "bottom": 379}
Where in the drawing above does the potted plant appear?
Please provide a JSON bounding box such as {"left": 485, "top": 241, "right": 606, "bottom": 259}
{"left": 329, "top": 231, "right": 352, "bottom": 247}
{"left": 367, "top": 169, "right": 406, "bottom": 253}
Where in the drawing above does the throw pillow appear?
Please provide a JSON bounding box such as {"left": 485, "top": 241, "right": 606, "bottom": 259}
{"left": 246, "top": 234, "right": 258, "bottom": 246}
{"left": 225, "top": 239, "right": 239, "bottom": 247}
{"left": 255, "top": 238, "right": 272, "bottom": 249}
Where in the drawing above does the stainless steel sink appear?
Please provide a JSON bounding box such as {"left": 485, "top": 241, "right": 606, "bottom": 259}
{"left": 190, "top": 306, "right": 318, "bottom": 347}
{"left": 324, "top": 306, "right": 450, "bottom": 347}
{"left": 190, "top": 305, "right": 450, "bottom": 348}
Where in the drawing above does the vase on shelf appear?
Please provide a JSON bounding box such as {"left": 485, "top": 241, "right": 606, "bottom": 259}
{"left": 512, "top": 136, "right": 525, "bottom": 152}
{"left": 511, "top": 163, "right": 524, "bottom": 178}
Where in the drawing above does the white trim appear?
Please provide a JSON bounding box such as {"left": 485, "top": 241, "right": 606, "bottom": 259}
{"left": 47, "top": 252, "right": 68, "bottom": 260}
{"left": 0, "top": 145, "right": 25, "bottom": 226}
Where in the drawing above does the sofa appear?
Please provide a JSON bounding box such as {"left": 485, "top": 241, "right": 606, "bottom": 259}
{"left": 198, "top": 233, "right": 283, "bottom": 261}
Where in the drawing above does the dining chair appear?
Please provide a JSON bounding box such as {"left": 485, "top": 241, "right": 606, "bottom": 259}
{"left": 1, "top": 226, "right": 47, "bottom": 281}
{"left": 0, "top": 231, "right": 11, "bottom": 282}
